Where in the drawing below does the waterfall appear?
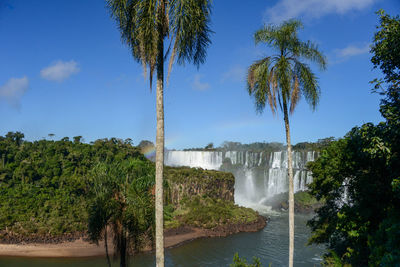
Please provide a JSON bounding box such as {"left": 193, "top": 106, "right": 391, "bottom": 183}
{"left": 164, "top": 151, "right": 223, "bottom": 170}
{"left": 165, "top": 150, "right": 316, "bottom": 206}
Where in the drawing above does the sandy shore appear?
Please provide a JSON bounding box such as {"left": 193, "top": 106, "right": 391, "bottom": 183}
{"left": 0, "top": 216, "right": 266, "bottom": 258}
{"left": 0, "top": 238, "right": 105, "bottom": 257}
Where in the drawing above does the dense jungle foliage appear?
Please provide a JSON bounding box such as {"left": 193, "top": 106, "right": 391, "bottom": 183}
{"left": 88, "top": 159, "right": 156, "bottom": 258}
{"left": 307, "top": 10, "right": 400, "bottom": 266}
{"left": 0, "top": 134, "right": 145, "bottom": 237}
{"left": 164, "top": 196, "right": 258, "bottom": 229}
{"left": 0, "top": 133, "right": 258, "bottom": 243}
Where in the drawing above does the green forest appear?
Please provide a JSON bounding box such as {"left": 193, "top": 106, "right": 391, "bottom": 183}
{"left": 0, "top": 134, "right": 146, "bottom": 237}
{"left": 306, "top": 10, "right": 400, "bottom": 266}
{"left": 0, "top": 133, "right": 258, "bottom": 249}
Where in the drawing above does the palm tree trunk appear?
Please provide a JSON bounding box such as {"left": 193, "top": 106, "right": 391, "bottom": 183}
{"left": 104, "top": 226, "right": 111, "bottom": 267}
{"left": 283, "top": 103, "right": 294, "bottom": 267}
{"left": 120, "top": 231, "right": 126, "bottom": 267}
{"left": 155, "top": 34, "right": 165, "bottom": 267}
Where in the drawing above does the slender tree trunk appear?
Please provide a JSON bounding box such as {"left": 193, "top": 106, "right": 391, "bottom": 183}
{"left": 155, "top": 33, "right": 165, "bottom": 267}
{"left": 120, "top": 232, "right": 126, "bottom": 267}
{"left": 283, "top": 103, "right": 294, "bottom": 267}
{"left": 104, "top": 226, "right": 111, "bottom": 267}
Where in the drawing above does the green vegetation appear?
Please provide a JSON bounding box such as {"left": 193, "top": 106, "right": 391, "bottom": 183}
{"left": 294, "top": 191, "right": 320, "bottom": 206}
{"left": 0, "top": 132, "right": 263, "bottom": 267}
{"left": 165, "top": 166, "right": 235, "bottom": 211}
{"left": 246, "top": 19, "right": 326, "bottom": 267}
{"left": 0, "top": 134, "right": 143, "bottom": 237}
{"left": 307, "top": 10, "right": 400, "bottom": 266}
{"left": 292, "top": 137, "right": 335, "bottom": 151}
{"left": 165, "top": 166, "right": 234, "bottom": 184}
{"left": 230, "top": 253, "right": 264, "bottom": 267}
{"left": 165, "top": 196, "right": 259, "bottom": 229}
{"left": 88, "top": 159, "right": 155, "bottom": 267}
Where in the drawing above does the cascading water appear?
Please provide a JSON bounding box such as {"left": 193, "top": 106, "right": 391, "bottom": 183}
{"left": 165, "top": 150, "right": 316, "bottom": 207}
{"left": 164, "top": 151, "right": 223, "bottom": 170}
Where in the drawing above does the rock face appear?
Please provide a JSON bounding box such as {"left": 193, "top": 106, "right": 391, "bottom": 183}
{"left": 0, "top": 231, "right": 86, "bottom": 244}
{"left": 164, "top": 167, "right": 234, "bottom": 207}
{"left": 165, "top": 150, "right": 317, "bottom": 205}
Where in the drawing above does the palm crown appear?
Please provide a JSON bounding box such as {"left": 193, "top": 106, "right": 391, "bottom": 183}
{"left": 247, "top": 20, "right": 327, "bottom": 115}
{"left": 107, "top": 0, "right": 212, "bottom": 87}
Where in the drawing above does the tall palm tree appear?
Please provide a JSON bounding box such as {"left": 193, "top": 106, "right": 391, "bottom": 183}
{"left": 246, "top": 20, "right": 326, "bottom": 267}
{"left": 106, "top": 1, "right": 212, "bottom": 266}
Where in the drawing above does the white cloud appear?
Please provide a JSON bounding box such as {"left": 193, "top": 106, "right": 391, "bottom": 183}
{"left": 192, "top": 74, "right": 210, "bottom": 91}
{"left": 336, "top": 43, "right": 370, "bottom": 58}
{"left": 264, "top": 0, "right": 377, "bottom": 24}
{"left": 221, "top": 65, "right": 246, "bottom": 83}
{"left": 0, "top": 76, "right": 29, "bottom": 108}
{"left": 40, "top": 60, "right": 80, "bottom": 82}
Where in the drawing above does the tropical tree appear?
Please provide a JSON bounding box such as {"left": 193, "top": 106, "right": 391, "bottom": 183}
{"left": 307, "top": 10, "right": 400, "bottom": 266}
{"left": 246, "top": 20, "right": 326, "bottom": 267}
{"left": 105, "top": 1, "right": 212, "bottom": 265}
{"left": 88, "top": 159, "right": 155, "bottom": 267}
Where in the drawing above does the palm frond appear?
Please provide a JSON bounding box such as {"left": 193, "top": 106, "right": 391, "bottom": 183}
{"left": 167, "top": 34, "right": 179, "bottom": 83}
{"left": 108, "top": 0, "right": 212, "bottom": 89}
{"left": 136, "top": 0, "right": 160, "bottom": 89}
{"left": 108, "top": 0, "right": 161, "bottom": 90}
{"left": 297, "top": 41, "right": 327, "bottom": 70}
{"left": 254, "top": 24, "right": 278, "bottom": 46}
{"left": 290, "top": 76, "right": 300, "bottom": 114}
{"left": 269, "top": 66, "right": 279, "bottom": 111}
{"left": 276, "top": 56, "right": 292, "bottom": 106}
{"left": 247, "top": 57, "right": 277, "bottom": 114}
{"left": 169, "top": 0, "right": 213, "bottom": 68}
{"left": 255, "top": 20, "right": 302, "bottom": 51}
{"left": 294, "top": 61, "right": 320, "bottom": 110}
{"left": 249, "top": 19, "right": 325, "bottom": 115}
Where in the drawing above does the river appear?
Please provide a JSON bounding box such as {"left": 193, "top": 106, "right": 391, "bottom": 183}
{"left": 0, "top": 210, "right": 325, "bottom": 267}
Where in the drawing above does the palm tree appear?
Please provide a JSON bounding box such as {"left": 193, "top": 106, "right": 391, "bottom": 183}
{"left": 88, "top": 159, "right": 155, "bottom": 267}
{"left": 105, "top": 2, "right": 212, "bottom": 265}
{"left": 246, "top": 20, "right": 326, "bottom": 267}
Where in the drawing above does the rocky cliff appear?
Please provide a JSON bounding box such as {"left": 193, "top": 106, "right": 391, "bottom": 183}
{"left": 164, "top": 166, "right": 234, "bottom": 207}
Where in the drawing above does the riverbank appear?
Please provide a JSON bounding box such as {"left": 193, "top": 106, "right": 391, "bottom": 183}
{"left": 0, "top": 215, "right": 266, "bottom": 257}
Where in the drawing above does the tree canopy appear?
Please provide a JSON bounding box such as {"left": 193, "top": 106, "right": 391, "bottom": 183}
{"left": 0, "top": 133, "right": 145, "bottom": 237}
{"left": 88, "top": 159, "right": 155, "bottom": 266}
{"left": 106, "top": 0, "right": 213, "bottom": 87}
{"left": 247, "top": 20, "right": 326, "bottom": 115}
{"left": 307, "top": 10, "right": 400, "bottom": 266}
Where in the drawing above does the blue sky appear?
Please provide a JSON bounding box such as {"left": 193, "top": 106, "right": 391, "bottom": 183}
{"left": 0, "top": 0, "right": 399, "bottom": 149}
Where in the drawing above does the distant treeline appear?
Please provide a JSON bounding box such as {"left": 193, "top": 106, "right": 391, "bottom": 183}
{"left": 182, "top": 137, "right": 335, "bottom": 152}
{"left": 0, "top": 132, "right": 145, "bottom": 237}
